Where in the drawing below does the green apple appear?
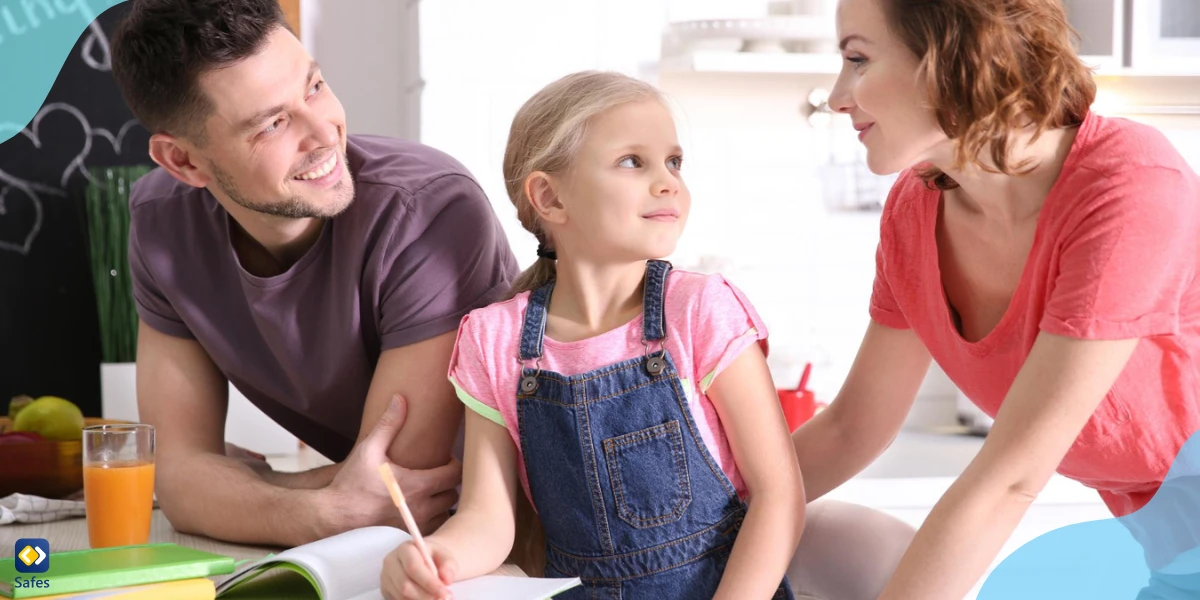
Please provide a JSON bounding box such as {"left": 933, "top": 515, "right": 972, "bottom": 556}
{"left": 12, "top": 396, "right": 85, "bottom": 442}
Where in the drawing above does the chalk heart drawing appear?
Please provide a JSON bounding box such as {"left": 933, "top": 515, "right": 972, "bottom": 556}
{"left": 0, "top": 105, "right": 93, "bottom": 189}
{"left": 0, "top": 102, "right": 141, "bottom": 256}
{"left": 0, "top": 17, "right": 142, "bottom": 256}
{"left": 0, "top": 180, "right": 44, "bottom": 255}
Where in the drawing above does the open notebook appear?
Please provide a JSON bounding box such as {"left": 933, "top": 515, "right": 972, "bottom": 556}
{"left": 215, "top": 526, "right": 580, "bottom": 600}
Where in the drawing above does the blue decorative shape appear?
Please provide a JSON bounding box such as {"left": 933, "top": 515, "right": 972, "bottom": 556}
{"left": 0, "top": 0, "right": 128, "bottom": 145}
{"left": 980, "top": 429, "right": 1200, "bottom": 599}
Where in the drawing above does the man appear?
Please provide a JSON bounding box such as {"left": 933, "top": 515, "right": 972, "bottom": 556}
{"left": 109, "top": 0, "right": 518, "bottom": 547}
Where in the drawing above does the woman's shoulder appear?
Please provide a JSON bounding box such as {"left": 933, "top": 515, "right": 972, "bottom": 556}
{"left": 882, "top": 169, "right": 937, "bottom": 223}
{"left": 1055, "top": 113, "right": 1199, "bottom": 217}
{"left": 874, "top": 169, "right": 936, "bottom": 250}
{"left": 1071, "top": 112, "right": 1195, "bottom": 177}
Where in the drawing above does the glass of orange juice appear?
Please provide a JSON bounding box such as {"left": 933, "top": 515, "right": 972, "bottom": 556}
{"left": 82, "top": 424, "right": 156, "bottom": 549}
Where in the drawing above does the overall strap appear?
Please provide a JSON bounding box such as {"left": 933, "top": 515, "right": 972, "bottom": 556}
{"left": 642, "top": 259, "right": 672, "bottom": 343}
{"left": 641, "top": 260, "right": 672, "bottom": 376}
{"left": 519, "top": 281, "right": 554, "bottom": 362}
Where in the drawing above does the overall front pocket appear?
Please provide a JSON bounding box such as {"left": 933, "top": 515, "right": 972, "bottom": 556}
{"left": 602, "top": 420, "right": 692, "bottom": 529}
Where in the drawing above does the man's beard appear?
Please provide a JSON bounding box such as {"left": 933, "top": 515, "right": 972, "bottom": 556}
{"left": 210, "top": 155, "right": 354, "bottom": 219}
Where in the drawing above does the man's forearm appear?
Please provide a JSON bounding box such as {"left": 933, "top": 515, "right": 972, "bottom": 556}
{"left": 157, "top": 453, "right": 335, "bottom": 547}
{"left": 260, "top": 462, "right": 341, "bottom": 490}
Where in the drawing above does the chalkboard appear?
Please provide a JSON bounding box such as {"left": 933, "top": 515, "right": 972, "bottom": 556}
{"left": 0, "top": 3, "right": 151, "bottom": 416}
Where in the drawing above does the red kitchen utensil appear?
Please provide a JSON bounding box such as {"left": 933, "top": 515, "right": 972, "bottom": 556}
{"left": 778, "top": 363, "right": 824, "bottom": 432}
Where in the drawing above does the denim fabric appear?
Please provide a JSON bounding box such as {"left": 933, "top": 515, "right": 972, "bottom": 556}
{"left": 516, "top": 260, "right": 793, "bottom": 599}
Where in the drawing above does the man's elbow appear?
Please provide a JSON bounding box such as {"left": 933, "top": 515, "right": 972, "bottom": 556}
{"left": 155, "top": 484, "right": 209, "bottom": 537}
{"left": 153, "top": 455, "right": 220, "bottom": 536}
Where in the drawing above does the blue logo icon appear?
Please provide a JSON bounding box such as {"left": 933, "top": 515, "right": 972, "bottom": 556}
{"left": 14, "top": 539, "right": 49, "bottom": 574}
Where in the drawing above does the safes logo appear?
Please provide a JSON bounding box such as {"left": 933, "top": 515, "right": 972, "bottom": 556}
{"left": 14, "top": 538, "right": 49, "bottom": 574}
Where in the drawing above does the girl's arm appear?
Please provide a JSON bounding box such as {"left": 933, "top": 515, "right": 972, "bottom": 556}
{"left": 878, "top": 333, "right": 1139, "bottom": 600}
{"left": 791, "top": 321, "right": 933, "bottom": 501}
{"left": 381, "top": 409, "right": 521, "bottom": 599}
{"left": 705, "top": 341, "right": 806, "bottom": 600}
{"left": 428, "top": 409, "right": 522, "bottom": 576}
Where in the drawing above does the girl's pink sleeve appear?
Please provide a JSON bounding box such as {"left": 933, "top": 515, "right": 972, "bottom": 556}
{"left": 447, "top": 313, "right": 505, "bottom": 426}
{"left": 692, "top": 275, "right": 770, "bottom": 392}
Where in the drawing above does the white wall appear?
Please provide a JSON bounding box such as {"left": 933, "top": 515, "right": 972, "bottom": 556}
{"left": 418, "top": 0, "right": 670, "bottom": 262}
{"left": 413, "top": 0, "right": 961, "bottom": 426}
{"left": 300, "top": 0, "right": 420, "bottom": 140}
{"left": 299, "top": 2, "right": 1200, "bottom": 433}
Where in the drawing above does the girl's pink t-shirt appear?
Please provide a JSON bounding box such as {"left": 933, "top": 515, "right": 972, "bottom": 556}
{"left": 448, "top": 270, "right": 769, "bottom": 507}
{"left": 872, "top": 111, "right": 1200, "bottom": 516}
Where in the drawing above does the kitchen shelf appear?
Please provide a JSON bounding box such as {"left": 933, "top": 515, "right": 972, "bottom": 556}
{"left": 1091, "top": 67, "right": 1200, "bottom": 78}
{"left": 657, "top": 50, "right": 1200, "bottom": 79}
{"left": 658, "top": 50, "right": 842, "bottom": 76}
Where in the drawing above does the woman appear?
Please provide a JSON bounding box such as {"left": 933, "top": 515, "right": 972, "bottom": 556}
{"left": 790, "top": 0, "right": 1200, "bottom": 598}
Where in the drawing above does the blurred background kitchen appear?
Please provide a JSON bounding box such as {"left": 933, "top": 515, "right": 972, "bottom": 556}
{"left": 2, "top": 2, "right": 1198, "bottom": 593}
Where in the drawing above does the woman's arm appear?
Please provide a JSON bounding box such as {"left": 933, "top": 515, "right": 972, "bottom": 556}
{"left": 792, "top": 321, "right": 933, "bottom": 500}
{"left": 878, "top": 332, "right": 1139, "bottom": 600}
{"left": 380, "top": 410, "right": 521, "bottom": 599}
{"left": 705, "top": 342, "right": 806, "bottom": 600}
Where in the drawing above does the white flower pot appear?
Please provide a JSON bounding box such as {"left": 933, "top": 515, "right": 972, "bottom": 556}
{"left": 100, "top": 362, "right": 138, "bottom": 422}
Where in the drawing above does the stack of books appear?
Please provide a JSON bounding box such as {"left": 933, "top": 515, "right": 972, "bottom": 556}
{"left": 0, "top": 543, "right": 234, "bottom": 599}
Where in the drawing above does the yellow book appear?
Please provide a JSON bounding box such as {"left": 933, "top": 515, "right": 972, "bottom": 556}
{"left": 32, "top": 578, "right": 214, "bottom": 600}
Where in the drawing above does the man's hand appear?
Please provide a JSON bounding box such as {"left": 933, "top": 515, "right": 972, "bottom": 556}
{"left": 325, "top": 394, "right": 462, "bottom": 536}
{"left": 225, "top": 442, "right": 272, "bottom": 476}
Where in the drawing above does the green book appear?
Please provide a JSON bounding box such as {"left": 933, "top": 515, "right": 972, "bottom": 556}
{"left": 0, "top": 544, "right": 235, "bottom": 599}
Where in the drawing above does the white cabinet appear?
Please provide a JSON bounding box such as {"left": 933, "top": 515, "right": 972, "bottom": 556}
{"left": 1064, "top": 0, "right": 1200, "bottom": 75}
{"left": 1131, "top": 0, "right": 1200, "bottom": 72}
{"left": 660, "top": 0, "right": 1200, "bottom": 77}
{"left": 1061, "top": 0, "right": 1125, "bottom": 71}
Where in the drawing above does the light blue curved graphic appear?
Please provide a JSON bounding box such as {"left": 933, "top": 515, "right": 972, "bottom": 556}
{"left": 0, "top": 0, "right": 127, "bottom": 145}
{"left": 980, "top": 430, "right": 1200, "bottom": 599}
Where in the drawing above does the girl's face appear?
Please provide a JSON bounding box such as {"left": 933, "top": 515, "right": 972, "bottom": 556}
{"left": 829, "top": 0, "right": 950, "bottom": 175}
{"left": 551, "top": 100, "right": 689, "bottom": 264}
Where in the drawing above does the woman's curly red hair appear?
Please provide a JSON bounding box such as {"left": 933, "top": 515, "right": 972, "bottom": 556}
{"left": 881, "top": 0, "right": 1097, "bottom": 189}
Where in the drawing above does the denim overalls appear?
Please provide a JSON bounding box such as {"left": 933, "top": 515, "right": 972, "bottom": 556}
{"left": 515, "top": 260, "right": 794, "bottom": 599}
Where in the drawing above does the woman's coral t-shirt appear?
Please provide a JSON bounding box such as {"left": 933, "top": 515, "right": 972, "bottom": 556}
{"left": 872, "top": 111, "right": 1200, "bottom": 516}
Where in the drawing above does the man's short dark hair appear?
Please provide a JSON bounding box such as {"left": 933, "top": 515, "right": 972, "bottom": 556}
{"left": 110, "top": 0, "right": 292, "bottom": 144}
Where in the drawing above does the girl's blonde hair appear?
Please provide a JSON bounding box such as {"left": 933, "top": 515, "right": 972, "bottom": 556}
{"left": 502, "top": 70, "right": 664, "bottom": 299}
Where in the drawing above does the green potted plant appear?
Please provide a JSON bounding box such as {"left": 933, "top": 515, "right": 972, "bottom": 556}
{"left": 85, "top": 165, "right": 152, "bottom": 421}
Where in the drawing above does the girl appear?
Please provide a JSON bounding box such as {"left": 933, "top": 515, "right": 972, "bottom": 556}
{"left": 380, "top": 71, "right": 804, "bottom": 599}
{"left": 788, "top": 0, "right": 1200, "bottom": 598}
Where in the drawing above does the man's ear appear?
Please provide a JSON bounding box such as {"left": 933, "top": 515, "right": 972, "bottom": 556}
{"left": 148, "top": 133, "right": 211, "bottom": 188}
{"left": 526, "top": 171, "right": 567, "bottom": 226}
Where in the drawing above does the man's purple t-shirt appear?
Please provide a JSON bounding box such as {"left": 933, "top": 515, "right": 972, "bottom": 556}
{"left": 128, "top": 135, "right": 519, "bottom": 461}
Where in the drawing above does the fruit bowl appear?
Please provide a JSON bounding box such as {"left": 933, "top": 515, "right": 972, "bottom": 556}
{"left": 0, "top": 417, "right": 134, "bottom": 499}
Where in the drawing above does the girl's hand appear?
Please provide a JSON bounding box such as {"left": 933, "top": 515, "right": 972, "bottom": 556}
{"left": 380, "top": 540, "right": 458, "bottom": 600}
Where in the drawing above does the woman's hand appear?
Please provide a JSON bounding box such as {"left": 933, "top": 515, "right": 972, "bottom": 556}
{"left": 380, "top": 540, "right": 458, "bottom": 600}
